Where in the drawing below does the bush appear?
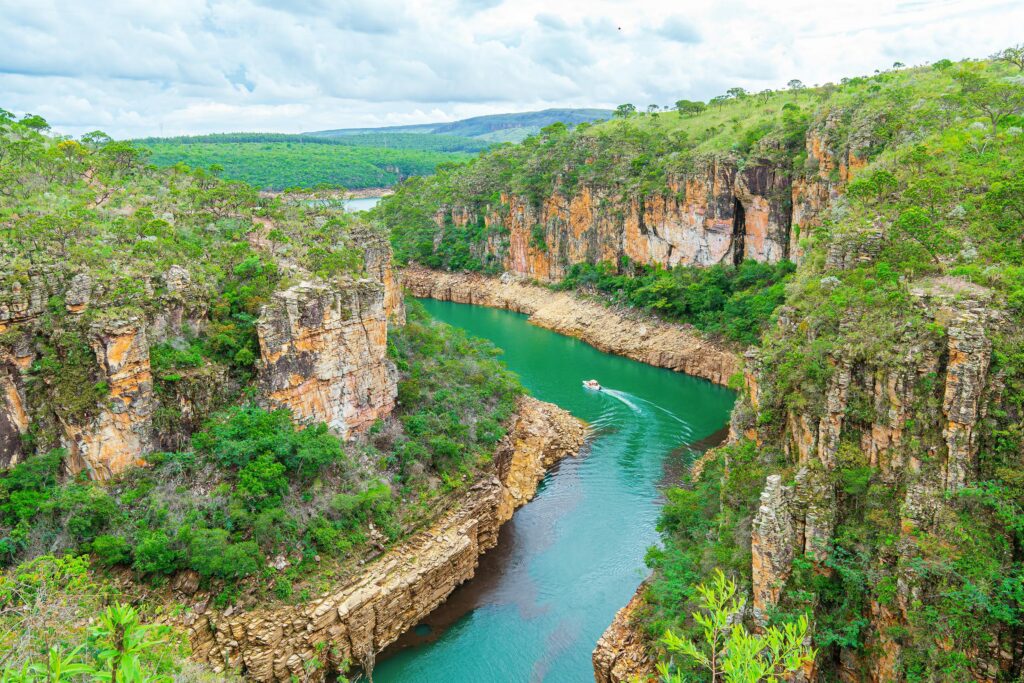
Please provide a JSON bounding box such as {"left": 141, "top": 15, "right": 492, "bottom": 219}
{"left": 132, "top": 531, "right": 180, "bottom": 576}
{"left": 91, "top": 534, "right": 132, "bottom": 567}
{"left": 237, "top": 453, "right": 288, "bottom": 510}
{"left": 188, "top": 528, "right": 263, "bottom": 580}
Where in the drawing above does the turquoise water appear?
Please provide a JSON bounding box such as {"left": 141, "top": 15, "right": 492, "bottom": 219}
{"left": 372, "top": 299, "right": 734, "bottom": 682}
{"left": 343, "top": 196, "right": 381, "bottom": 212}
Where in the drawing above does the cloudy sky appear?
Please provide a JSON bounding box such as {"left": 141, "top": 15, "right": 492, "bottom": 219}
{"left": 2, "top": 0, "right": 1022, "bottom": 138}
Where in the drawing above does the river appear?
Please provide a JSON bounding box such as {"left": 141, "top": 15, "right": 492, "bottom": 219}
{"left": 372, "top": 298, "right": 735, "bottom": 682}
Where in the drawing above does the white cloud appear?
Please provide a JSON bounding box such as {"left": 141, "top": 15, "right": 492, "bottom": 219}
{"left": 0, "top": 0, "right": 1021, "bottom": 137}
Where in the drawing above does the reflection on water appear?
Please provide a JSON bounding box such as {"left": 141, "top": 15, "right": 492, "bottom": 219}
{"left": 371, "top": 299, "right": 735, "bottom": 682}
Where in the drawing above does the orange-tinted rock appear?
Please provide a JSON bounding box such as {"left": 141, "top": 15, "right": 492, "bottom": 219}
{"left": 62, "top": 318, "right": 155, "bottom": 480}
{"left": 437, "top": 160, "right": 795, "bottom": 282}
{"left": 592, "top": 588, "right": 658, "bottom": 683}
{"left": 186, "top": 397, "right": 586, "bottom": 681}
{"left": 257, "top": 279, "right": 397, "bottom": 439}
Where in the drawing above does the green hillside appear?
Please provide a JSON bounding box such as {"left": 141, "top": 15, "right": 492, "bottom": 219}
{"left": 139, "top": 135, "right": 478, "bottom": 190}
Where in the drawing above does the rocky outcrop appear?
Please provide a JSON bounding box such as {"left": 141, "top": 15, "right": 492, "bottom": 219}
{"left": 0, "top": 344, "right": 31, "bottom": 469}
{"left": 354, "top": 226, "right": 406, "bottom": 324}
{"left": 742, "top": 289, "right": 1005, "bottom": 679}
{"left": 185, "top": 396, "right": 587, "bottom": 681}
{"left": 1, "top": 238, "right": 403, "bottom": 477}
{"left": 440, "top": 159, "right": 794, "bottom": 282}
{"left": 62, "top": 318, "right": 155, "bottom": 480}
{"left": 592, "top": 589, "right": 658, "bottom": 683}
{"left": 403, "top": 266, "right": 740, "bottom": 386}
{"left": 256, "top": 279, "right": 397, "bottom": 440}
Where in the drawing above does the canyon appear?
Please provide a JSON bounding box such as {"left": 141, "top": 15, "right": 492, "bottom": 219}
{"left": 402, "top": 266, "right": 740, "bottom": 386}
{"left": 428, "top": 124, "right": 860, "bottom": 282}
{"left": 0, "top": 262, "right": 400, "bottom": 480}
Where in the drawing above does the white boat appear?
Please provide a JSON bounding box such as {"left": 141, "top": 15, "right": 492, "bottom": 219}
{"left": 582, "top": 379, "right": 602, "bottom": 391}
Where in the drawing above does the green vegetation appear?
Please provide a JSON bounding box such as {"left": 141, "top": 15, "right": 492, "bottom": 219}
{"left": 634, "top": 57, "right": 1024, "bottom": 680}
{"left": 0, "top": 554, "right": 196, "bottom": 681}
{"left": 377, "top": 52, "right": 1024, "bottom": 679}
{"left": 140, "top": 137, "right": 476, "bottom": 190}
{"left": 555, "top": 259, "right": 795, "bottom": 345}
{"left": 308, "top": 107, "right": 612, "bottom": 141}
{"left": 658, "top": 570, "right": 815, "bottom": 682}
{"left": 0, "top": 300, "right": 523, "bottom": 603}
{"left": 137, "top": 132, "right": 489, "bottom": 153}
{"left": 0, "top": 110, "right": 390, "bottom": 450}
{"left": 0, "top": 112, "right": 527, "bottom": 611}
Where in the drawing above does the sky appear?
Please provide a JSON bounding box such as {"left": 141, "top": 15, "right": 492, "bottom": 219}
{"left": 1, "top": 0, "right": 1022, "bottom": 138}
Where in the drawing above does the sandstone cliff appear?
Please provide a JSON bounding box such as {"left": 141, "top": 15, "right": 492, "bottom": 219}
{"left": 61, "top": 317, "right": 155, "bottom": 480}
{"left": 402, "top": 266, "right": 739, "bottom": 387}
{"left": 429, "top": 126, "right": 862, "bottom": 282}
{"left": 592, "top": 588, "right": 658, "bottom": 683}
{"left": 734, "top": 285, "right": 1014, "bottom": 679}
{"left": 256, "top": 279, "right": 397, "bottom": 440}
{"left": 0, "top": 246, "right": 404, "bottom": 479}
{"left": 184, "top": 396, "right": 586, "bottom": 681}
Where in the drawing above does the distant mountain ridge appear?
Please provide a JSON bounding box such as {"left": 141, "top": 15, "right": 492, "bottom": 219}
{"left": 305, "top": 108, "right": 613, "bottom": 143}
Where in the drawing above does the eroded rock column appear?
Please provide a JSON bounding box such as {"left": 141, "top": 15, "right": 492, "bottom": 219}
{"left": 257, "top": 279, "right": 397, "bottom": 439}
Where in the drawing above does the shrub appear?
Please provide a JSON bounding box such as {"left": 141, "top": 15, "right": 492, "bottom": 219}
{"left": 132, "top": 531, "right": 180, "bottom": 576}
{"left": 188, "top": 528, "right": 263, "bottom": 580}
{"left": 91, "top": 534, "right": 132, "bottom": 567}
{"left": 237, "top": 453, "right": 288, "bottom": 510}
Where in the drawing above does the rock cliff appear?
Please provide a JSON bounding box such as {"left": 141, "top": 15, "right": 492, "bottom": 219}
{"left": 184, "top": 396, "right": 587, "bottom": 681}
{"left": 61, "top": 317, "right": 155, "bottom": 480}
{"left": 256, "top": 279, "right": 397, "bottom": 440}
{"left": 428, "top": 126, "right": 864, "bottom": 282}
{"left": 0, "top": 244, "right": 404, "bottom": 478}
{"left": 402, "top": 266, "right": 739, "bottom": 386}
{"left": 592, "top": 588, "right": 658, "bottom": 683}
{"left": 733, "top": 286, "right": 1014, "bottom": 679}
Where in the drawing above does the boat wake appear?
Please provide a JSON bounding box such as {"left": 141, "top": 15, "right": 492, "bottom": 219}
{"left": 600, "top": 388, "right": 694, "bottom": 440}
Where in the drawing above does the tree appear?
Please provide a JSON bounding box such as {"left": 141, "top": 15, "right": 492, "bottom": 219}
{"left": 726, "top": 87, "right": 748, "bottom": 99}
{"left": 658, "top": 570, "right": 816, "bottom": 682}
{"left": 614, "top": 103, "right": 637, "bottom": 118}
{"left": 962, "top": 79, "right": 1024, "bottom": 133}
{"left": 994, "top": 44, "right": 1024, "bottom": 71}
{"left": 787, "top": 79, "right": 805, "bottom": 93}
{"left": 647, "top": 104, "right": 660, "bottom": 115}
{"left": 675, "top": 99, "right": 707, "bottom": 116}
{"left": 711, "top": 95, "right": 730, "bottom": 109}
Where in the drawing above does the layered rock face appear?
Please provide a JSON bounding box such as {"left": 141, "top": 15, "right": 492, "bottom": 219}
{"left": 355, "top": 226, "right": 406, "bottom": 324}
{"left": 403, "top": 266, "right": 739, "bottom": 386}
{"left": 0, "top": 344, "right": 31, "bottom": 469}
{"left": 185, "top": 396, "right": 587, "bottom": 681}
{"left": 592, "top": 588, "right": 658, "bottom": 683}
{"left": 256, "top": 279, "right": 398, "bottom": 439}
{"left": 435, "top": 125, "right": 868, "bottom": 283}
{"left": 737, "top": 290, "right": 1007, "bottom": 679}
{"left": 440, "top": 160, "right": 793, "bottom": 282}
{"left": 61, "top": 318, "right": 155, "bottom": 480}
{"left": 0, "top": 245, "right": 404, "bottom": 478}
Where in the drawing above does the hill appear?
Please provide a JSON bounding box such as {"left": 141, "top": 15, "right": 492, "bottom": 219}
{"left": 137, "top": 109, "right": 612, "bottom": 191}
{"left": 306, "top": 107, "right": 613, "bottom": 142}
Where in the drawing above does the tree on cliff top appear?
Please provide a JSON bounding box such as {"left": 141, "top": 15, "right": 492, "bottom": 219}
{"left": 614, "top": 103, "right": 637, "bottom": 118}
{"left": 994, "top": 43, "right": 1024, "bottom": 71}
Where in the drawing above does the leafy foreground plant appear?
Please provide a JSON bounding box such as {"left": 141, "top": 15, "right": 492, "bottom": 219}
{"left": 0, "top": 555, "right": 197, "bottom": 682}
{"left": 658, "top": 570, "right": 815, "bottom": 683}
